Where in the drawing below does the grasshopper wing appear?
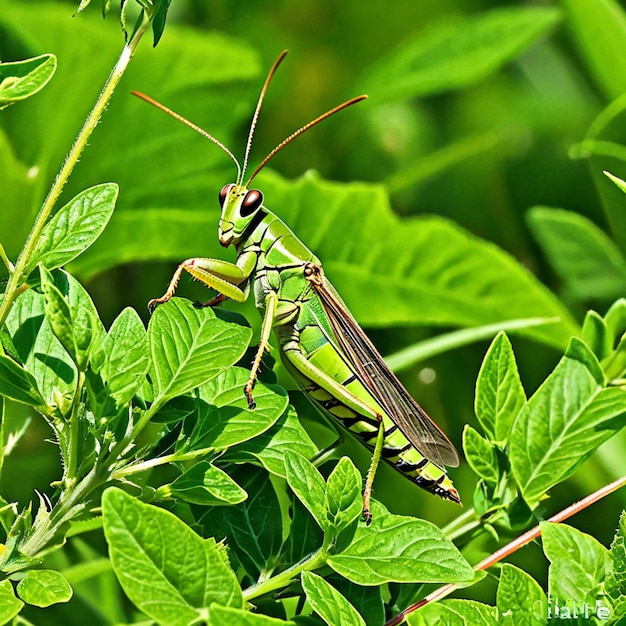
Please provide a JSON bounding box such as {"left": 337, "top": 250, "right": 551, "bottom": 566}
{"left": 310, "top": 271, "right": 459, "bottom": 469}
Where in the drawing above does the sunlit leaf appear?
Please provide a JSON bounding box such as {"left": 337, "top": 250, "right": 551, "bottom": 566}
{"left": 327, "top": 503, "right": 473, "bottom": 585}
{"left": 0, "top": 54, "right": 56, "bottom": 109}
{"left": 148, "top": 298, "right": 251, "bottom": 406}
{"left": 103, "top": 488, "right": 243, "bottom": 625}
{"left": 27, "top": 184, "right": 118, "bottom": 274}
{"left": 302, "top": 572, "right": 366, "bottom": 626}
{"left": 16, "top": 570, "right": 72, "bottom": 607}
{"left": 510, "top": 338, "right": 626, "bottom": 505}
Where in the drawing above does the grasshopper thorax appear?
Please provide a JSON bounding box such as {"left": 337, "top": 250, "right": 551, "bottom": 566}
{"left": 218, "top": 183, "right": 264, "bottom": 247}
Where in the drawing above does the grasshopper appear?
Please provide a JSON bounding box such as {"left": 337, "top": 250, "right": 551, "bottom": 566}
{"left": 136, "top": 51, "right": 460, "bottom": 523}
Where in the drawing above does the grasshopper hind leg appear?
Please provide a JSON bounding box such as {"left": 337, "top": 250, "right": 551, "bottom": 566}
{"left": 362, "top": 418, "right": 385, "bottom": 525}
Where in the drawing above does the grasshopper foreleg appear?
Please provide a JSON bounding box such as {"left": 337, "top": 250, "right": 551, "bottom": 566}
{"left": 148, "top": 255, "right": 255, "bottom": 314}
{"left": 148, "top": 262, "right": 187, "bottom": 313}
{"left": 194, "top": 292, "right": 228, "bottom": 309}
{"left": 244, "top": 291, "right": 278, "bottom": 409}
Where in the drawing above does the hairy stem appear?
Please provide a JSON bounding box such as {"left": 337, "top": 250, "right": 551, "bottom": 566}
{"left": 19, "top": 466, "right": 103, "bottom": 559}
{"left": 0, "top": 14, "right": 150, "bottom": 329}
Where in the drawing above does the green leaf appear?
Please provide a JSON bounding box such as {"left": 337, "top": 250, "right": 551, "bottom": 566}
{"left": 148, "top": 298, "right": 251, "bottom": 407}
{"left": 542, "top": 522, "right": 610, "bottom": 606}
{"left": 527, "top": 207, "right": 626, "bottom": 302}
{"left": 325, "top": 457, "right": 363, "bottom": 532}
{"left": 26, "top": 184, "right": 118, "bottom": 274}
{"left": 226, "top": 405, "right": 319, "bottom": 478}
{"left": 5, "top": 289, "right": 77, "bottom": 415}
{"left": 360, "top": 7, "right": 561, "bottom": 103}
{"left": 474, "top": 332, "right": 525, "bottom": 443}
{"left": 510, "top": 338, "right": 626, "bottom": 505}
{"left": 284, "top": 451, "right": 328, "bottom": 530}
{"left": 605, "top": 299, "right": 626, "bottom": 345}
{"left": 0, "top": 54, "right": 56, "bottom": 109}
{"left": 561, "top": 0, "right": 626, "bottom": 99}
{"left": 0, "top": 354, "right": 45, "bottom": 408}
{"left": 0, "top": 579, "right": 23, "bottom": 621}
{"left": 287, "top": 493, "right": 324, "bottom": 565}
{"left": 327, "top": 503, "right": 473, "bottom": 585}
{"left": 40, "top": 264, "right": 77, "bottom": 366}
{"left": 209, "top": 605, "right": 296, "bottom": 625}
{"left": 301, "top": 572, "right": 366, "bottom": 626}
{"left": 16, "top": 569, "right": 72, "bottom": 607}
{"left": 182, "top": 367, "right": 288, "bottom": 452}
{"left": 407, "top": 599, "right": 497, "bottom": 625}
{"left": 102, "top": 487, "right": 243, "bottom": 625}
{"left": 151, "top": 0, "right": 171, "bottom": 46}
{"left": 161, "top": 461, "right": 247, "bottom": 506}
{"left": 496, "top": 564, "right": 547, "bottom": 626}
{"left": 581, "top": 310, "right": 611, "bottom": 362}
{"left": 98, "top": 307, "right": 150, "bottom": 406}
{"left": 603, "top": 300, "right": 626, "bottom": 380}
{"left": 606, "top": 511, "right": 626, "bottom": 620}
{"left": 331, "top": 578, "right": 385, "bottom": 626}
{"left": 39, "top": 266, "right": 103, "bottom": 371}
{"left": 204, "top": 469, "right": 283, "bottom": 579}
{"left": 258, "top": 171, "right": 577, "bottom": 349}
{"left": 462, "top": 426, "right": 499, "bottom": 485}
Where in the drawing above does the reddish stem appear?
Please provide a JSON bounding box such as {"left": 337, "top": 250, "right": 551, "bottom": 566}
{"left": 386, "top": 475, "right": 626, "bottom": 626}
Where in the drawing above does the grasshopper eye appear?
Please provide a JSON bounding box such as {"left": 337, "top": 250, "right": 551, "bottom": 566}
{"left": 241, "top": 189, "right": 263, "bottom": 217}
{"left": 219, "top": 184, "right": 234, "bottom": 207}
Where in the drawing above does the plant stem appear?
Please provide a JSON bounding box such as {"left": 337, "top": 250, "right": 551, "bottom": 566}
{"left": 0, "top": 244, "right": 13, "bottom": 272}
{"left": 385, "top": 475, "right": 626, "bottom": 626}
{"left": 3, "top": 17, "right": 157, "bottom": 565}
{"left": 0, "top": 14, "right": 150, "bottom": 329}
{"left": 19, "top": 466, "right": 103, "bottom": 559}
{"left": 441, "top": 506, "right": 480, "bottom": 542}
{"left": 111, "top": 447, "right": 218, "bottom": 479}
{"left": 66, "top": 372, "right": 86, "bottom": 486}
{"left": 243, "top": 548, "right": 327, "bottom": 601}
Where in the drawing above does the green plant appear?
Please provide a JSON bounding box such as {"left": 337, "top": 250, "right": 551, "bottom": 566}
{"left": 2, "top": 1, "right": 626, "bottom": 625}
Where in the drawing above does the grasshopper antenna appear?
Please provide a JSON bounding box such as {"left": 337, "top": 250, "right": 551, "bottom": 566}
{"left": 240, "top": 49, "right": 289, "bottom": 185}
{"left": 131, "top": 90, "right": 242, "bottom": 182}
{"left": 246, "top": 94, "right": 367, "bottom": 187}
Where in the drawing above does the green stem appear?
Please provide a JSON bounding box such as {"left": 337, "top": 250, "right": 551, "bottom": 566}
{"left": 0, "top": 244, "right": 13, "bottom": 272}
{"left": 0, "top": 14, "right": 150, "bottom": 329}
{"left": 112, "top": 447, "right": 218, "bottom": 479}
{"left": 20, "top": 466, "right": 103, "bottom": 559}
{"left": 441, "top": 506, "right": 480, "bottom": 542}
{"left": 65, "top": 371, "right": 86, "bottom": 485}
{"left": 243, "top": 548, "right": 327, "bottom": 601}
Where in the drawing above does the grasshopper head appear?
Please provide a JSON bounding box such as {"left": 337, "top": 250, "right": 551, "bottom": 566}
{"left": 218, "top": 183, "right": 264, "bottom": 247}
